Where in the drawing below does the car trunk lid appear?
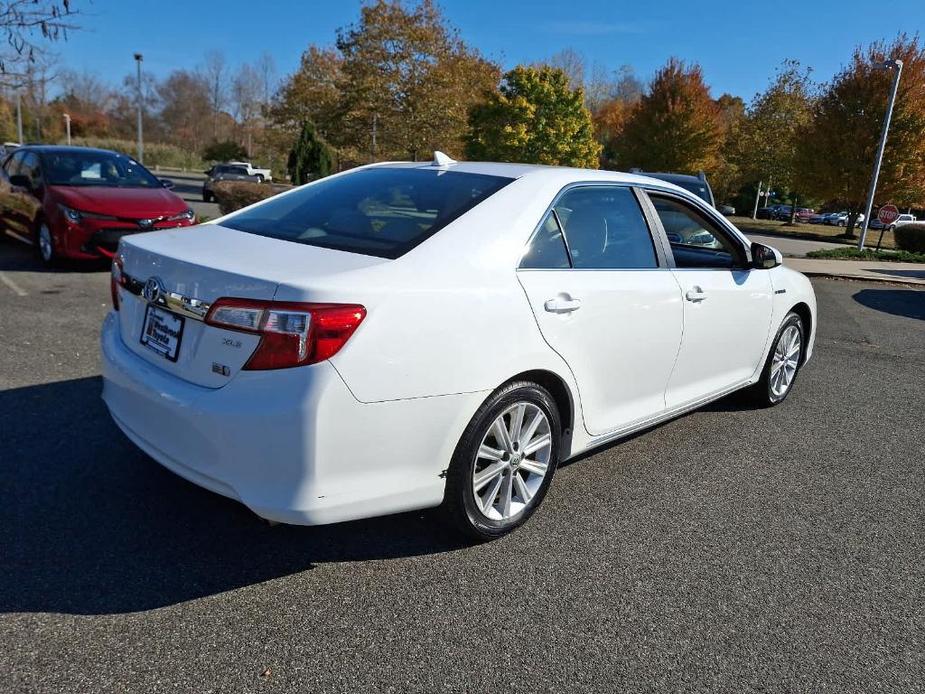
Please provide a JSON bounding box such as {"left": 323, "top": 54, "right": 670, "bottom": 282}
{"left": 115, "top": 224, "right": 385, "bottom": 387}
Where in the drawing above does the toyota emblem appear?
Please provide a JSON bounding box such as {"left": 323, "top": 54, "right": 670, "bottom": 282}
{"left": 139, "top": 218, "right": 154, "bottom": 228}
{"left": 143, "top": 276, "right": 165, "bottom": 304}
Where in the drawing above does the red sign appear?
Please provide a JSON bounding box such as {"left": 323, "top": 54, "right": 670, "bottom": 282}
{"left": 878, "top": 204, "right": 899, "bottom": 225}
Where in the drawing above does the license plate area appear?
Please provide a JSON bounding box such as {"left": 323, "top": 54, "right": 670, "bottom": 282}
{"left": 140, "top": 305, "right": 185, "bottom": 362}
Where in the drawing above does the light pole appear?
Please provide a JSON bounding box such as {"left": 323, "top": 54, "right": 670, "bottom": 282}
{"left": 63, "top": 113, "right": 71, "bottom": 145}
{"left": 858, "top": 58, "right": 903, "bottom": 250}
{"left": 15, "top": 92, "right": 23, "bottom": 144}
{"left": 134, "top": 52, "right": 144, "bottom": 163}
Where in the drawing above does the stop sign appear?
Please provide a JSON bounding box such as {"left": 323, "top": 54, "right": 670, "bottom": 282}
{"left": 878, "top": 204, "right": 899, "bottom": 225}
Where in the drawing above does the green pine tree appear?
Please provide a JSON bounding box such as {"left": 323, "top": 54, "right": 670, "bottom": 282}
{"left": 287, "top": 121, "right": 335, "bottom": 185}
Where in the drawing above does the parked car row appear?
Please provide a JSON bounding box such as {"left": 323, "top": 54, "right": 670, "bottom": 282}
{"left": 756, "top": 204, "right": 816, "bottom": 222}
{"left": 869, "top": 212, "right": 917, "bottom": 231}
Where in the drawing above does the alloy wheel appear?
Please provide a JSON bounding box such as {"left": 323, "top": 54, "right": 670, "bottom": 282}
{"left": 472, "top": 402, "right": 552, "bottom": 521}
{"left": 770, "top": 324, "right": 801, "bottom": 398}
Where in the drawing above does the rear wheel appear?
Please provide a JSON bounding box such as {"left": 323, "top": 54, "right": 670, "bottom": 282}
{"left": 256, "top": 174, "right": 264, "bottom": 183}
{"left": 202, "top": 190, "right": 212, "bottom": 202}
{"left": 747, "top": 311, "right": 805, "bottom": 407}
{"left": 443, "top": 381, "right": 560, "bottom": 541}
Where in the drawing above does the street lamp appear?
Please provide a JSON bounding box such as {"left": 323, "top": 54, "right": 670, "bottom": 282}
{"left": 858, "top": 58, "right": 903, "bottom": 250}
{"left": 63, "top": 113, "right": 71, "bottom": 145}
{"left": 134, "top": 52, "right": 144, "bottom": 163}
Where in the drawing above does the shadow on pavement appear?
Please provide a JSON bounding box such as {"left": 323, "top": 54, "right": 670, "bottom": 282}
{"left": 0, "top": 376, "right": 466, "bottom": 616}
{"left": 853, "top": 288, "right": 925, "bottom": 321}
{"left": 0, "top": 239, "right": 108, "bottom": 273}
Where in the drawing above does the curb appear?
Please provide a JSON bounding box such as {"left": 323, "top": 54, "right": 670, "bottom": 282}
{"left": 796, "top": 270, "right": 925, "bottom": 287}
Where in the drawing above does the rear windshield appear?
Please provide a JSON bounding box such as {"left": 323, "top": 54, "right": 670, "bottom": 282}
{"left": 222, "top": 167, "right": 513, "bottom": 258}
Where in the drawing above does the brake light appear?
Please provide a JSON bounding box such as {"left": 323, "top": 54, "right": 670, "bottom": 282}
{"left": 110, "top": 255, "right": 124, "bottom": 310}
{"left": 205, "top": 298, "right": 366, "bottom": 370}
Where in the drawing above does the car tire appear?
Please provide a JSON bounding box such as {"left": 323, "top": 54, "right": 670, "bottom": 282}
{"left": 747, "top": 311, "right": 805, "bottom": 407}
{"left": 35, "top": 220, "right": 58, "bottom": 267}
{"left": 443, "top": 381, "right": 561, "bottom": 542}
{"left": 256, "top": 174, "right": 264, "bottom": 183}
{"left": 202, "top": 190, "right": 212, "bottom": 203}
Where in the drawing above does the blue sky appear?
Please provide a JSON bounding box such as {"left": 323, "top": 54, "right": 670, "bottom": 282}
{"left": 56, "top": 0, "right": 924, "bottom": 100}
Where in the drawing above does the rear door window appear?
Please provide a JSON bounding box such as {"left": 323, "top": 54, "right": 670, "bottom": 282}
{"left": 553, "top": 186, "right": 658, "bottom": 269}
{"left": 222, "top": 167, "right": 513, "bottom": 259}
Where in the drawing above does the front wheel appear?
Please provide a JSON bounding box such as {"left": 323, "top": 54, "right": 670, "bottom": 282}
{"left": 748, "top": 311, "right": 805, "bottom": 407}
{"left": 35, "top": 221, "right": 57, "bottom": 266}
{"left": 443, "top": 382, "right": 561, "bottom": 541}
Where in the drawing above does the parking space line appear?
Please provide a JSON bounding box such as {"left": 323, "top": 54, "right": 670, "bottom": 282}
{"left": 0, "top": 271, "right": 27, "bottom": 296}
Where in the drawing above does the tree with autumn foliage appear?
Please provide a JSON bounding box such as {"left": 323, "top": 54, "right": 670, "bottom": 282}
{"left": 796, "top": 34, "right": 925, "bottom": 237}
{"left": 613, "top": 58, "right": 723, "bottom": 173}
{"left": 333, "top": 0, "right": 498, "bottom": 163}
{"left": 735, "top": 61, "right": 814, "bottom": 220}
{"left": 710, "top": 93, "right": 746, "bottom": 203}
{"left": 465, "top": 65, "right": 601, "bottom": 167}
{"left": 269, "top": 1, "right": 497, "bottom": 166}
{"left": 268, "top": 46, "right": 343, "bottom": 139}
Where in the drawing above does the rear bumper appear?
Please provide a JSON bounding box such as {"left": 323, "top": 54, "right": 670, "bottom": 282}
{"left": 100, "top": 312, "right": 484, "bottom": 525}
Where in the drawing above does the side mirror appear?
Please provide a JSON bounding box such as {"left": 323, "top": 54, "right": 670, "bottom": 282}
{"left": 9, "top": 174, "right": 31, "bottom": 191}
{"left": 751, "top": 242, "right": 782, "bottom": 269}
{"left": 159, "top": 178, "right": 175, "bottom": 190}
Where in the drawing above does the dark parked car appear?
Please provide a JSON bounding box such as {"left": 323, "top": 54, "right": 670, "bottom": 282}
{"left": 629, "top": 169, "right": 715, "bottom": 207}
{"left": 202, "top": 164, "right": 262, "bottom": 202}
{"left": 0, "top": 145, "right": 194, "bottom": 264}
{"left": 772, "top": 205, "right": 793, "bottom": 221}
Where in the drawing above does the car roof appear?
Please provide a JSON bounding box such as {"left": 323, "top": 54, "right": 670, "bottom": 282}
{"left": 369, "top": 160, "right": 691, "bottom": 192}
{"left": 14, "top": 144, "right": 128, "bottom": 157}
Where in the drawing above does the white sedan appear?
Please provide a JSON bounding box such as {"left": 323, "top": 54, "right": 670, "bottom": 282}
{"left": 101, "top": 154, "right": 816, "bottom": 540}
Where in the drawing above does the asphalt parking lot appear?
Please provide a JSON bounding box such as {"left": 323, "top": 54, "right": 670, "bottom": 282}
{"left": 1, "top": 238, "right": 923, "bottom": 693}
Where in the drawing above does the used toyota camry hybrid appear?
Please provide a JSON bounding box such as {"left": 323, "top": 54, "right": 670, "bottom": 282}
{"left": 101, "top": 154, "right": 816, "bottom": 540}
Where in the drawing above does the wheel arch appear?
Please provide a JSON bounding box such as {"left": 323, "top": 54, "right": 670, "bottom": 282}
{"left": 501, "top": 369, "right": 575, "bottom": 440}
{"left": 790, "top": 301, "right": 812, "bottom": 364}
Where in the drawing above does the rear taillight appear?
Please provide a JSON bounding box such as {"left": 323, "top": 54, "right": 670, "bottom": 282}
{"left": 205, "top": 298, "right": 366, "bottom": 370}
{"left": 110, "top": 255, "right": 124, "bottom": 310}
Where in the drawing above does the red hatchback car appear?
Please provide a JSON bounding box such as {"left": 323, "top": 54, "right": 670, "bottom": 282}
{"left": 0, "top": 146, "right": 195, "bottom": 264}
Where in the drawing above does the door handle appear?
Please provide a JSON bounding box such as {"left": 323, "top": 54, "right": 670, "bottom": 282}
{"left": 685, "top": 287, "right": 707, "bottom": 302}
{"left": 544, "top": 297, "right": 582, "bottom": 313}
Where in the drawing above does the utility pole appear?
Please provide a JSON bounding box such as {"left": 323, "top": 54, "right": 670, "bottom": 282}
{"left": 15, "top": 92, "right": 23, "bottom": 144}
{"left": 752, "top": 180, "right": 763, "bottom": 220}
{"left": 371, "top": 113, "right": 377, "bottom": 162}
{"left": 63, "top": 113, "right": 71, "bottom": 145}
{"left": 859, "top": 59, "right": 903, "bottom": 250}
{"left": 134, "top": 52, "right": 144, "bottom": 163}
